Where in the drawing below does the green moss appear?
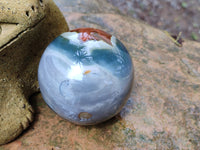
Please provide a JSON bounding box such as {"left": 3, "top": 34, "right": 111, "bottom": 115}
{"left": 143, "top": 40, "right": 155, "bottom": 51}
{"left": 128, "top": 10, "right": 135, "bottom": 16}
{"left": 191, "top": 33, "right": 199, "bottom": 41}
{"left": 122, "top": 128, "right": 137, "bottom": 147}
{"left": 181, "top": 2, "right": 188, "bottom": 8}
{"left": 123, "top": 128, "right": 136, "bottom": 138}
{"left": 163, "top": 98, "right": 179, "bottom": 115}
{"left": 192, "top": 84, "right": 200, "bottom": 90}
{"left": 36, "top": 100, "right": 46, "bottom": 107}
{"left": 186, "top": 54, "right": 200, "bottom": 64}
{"left": 138, "top": 134, "right": 152, "bottom": 143}
{"left": 142, "top": 59, "right": 148, "bottom": 64}
{"left": 147, "top": 43, "right": 155, "bottom": 51}
{"left": 159, "top": 61, "right": 166, "bottom": 64}
{"left": 187, "top": 54, "right": 194, "bottom": 60}
{"left": 143, "top": 117, "right": 155, "bottom": 125}
{"left": 131, "top": 102, "right": 147, "bottom": 115}
{"left": 88, "top": 120, "right": 124, "bottom": 147}
{"left": 188, "top": 132, "right": 200, "bottom": 148}
{"left": 152, "top": 131, "right": 165, "bottom": 137}
{"left": 152, "top": 131, "right": 179, "bottom": 149}
{"left": 49, "top": 136, "right": 65, "bottom": 147}
{"left": 167, "top": 47, "right": 179, "bottom": 52}
{"left": 170, "top": 78, "right": 180, "bottom": 83}
{"left": 21, "top": 140, "right": 30, "bottom": 146}
{"left": 75, "top": 141, "right": 83, "bottom": 150}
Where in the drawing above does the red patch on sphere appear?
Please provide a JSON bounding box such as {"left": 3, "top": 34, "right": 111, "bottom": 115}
{"left": 70, "top": 28, "right": 112, "bottom": 45}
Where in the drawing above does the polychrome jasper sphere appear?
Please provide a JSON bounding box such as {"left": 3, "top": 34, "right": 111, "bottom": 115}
{"left": 38, "top": 28, "right": 134, "bottom": 125}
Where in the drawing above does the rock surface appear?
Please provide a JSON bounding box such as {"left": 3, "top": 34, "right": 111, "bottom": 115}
{"left": 1, "top": 0, "right": 200, "bottom": 149}
{"left": 0, "top": 0, "right": 68, "bottom": 145}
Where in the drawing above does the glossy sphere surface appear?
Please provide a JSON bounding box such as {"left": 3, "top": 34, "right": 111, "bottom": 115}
{"left": 38, "top": 28, "right": 134, "bottom": 125}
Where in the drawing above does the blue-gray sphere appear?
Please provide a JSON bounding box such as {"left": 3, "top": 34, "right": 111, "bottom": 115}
{"left": 38, "top": 28, "right": 134, "bottom": 125}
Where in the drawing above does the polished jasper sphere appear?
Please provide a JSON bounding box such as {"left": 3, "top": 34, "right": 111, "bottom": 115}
{"left": 38, "top": 28, "right": 134, "bottom": 125}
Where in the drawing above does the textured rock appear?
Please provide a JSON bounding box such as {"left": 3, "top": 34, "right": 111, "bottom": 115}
{"left": 0, "top": 0, "right": 68, "bottom": 145}
{"left": 1, "top": 0, "right": 200, "bottom": 149}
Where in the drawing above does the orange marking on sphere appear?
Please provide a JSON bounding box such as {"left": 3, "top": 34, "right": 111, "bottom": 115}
{"left": 83, "top": 70, "right": 91, "bottom": 75}
{"left": 70, "top": 28, "right": 112, "bottom": 45}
